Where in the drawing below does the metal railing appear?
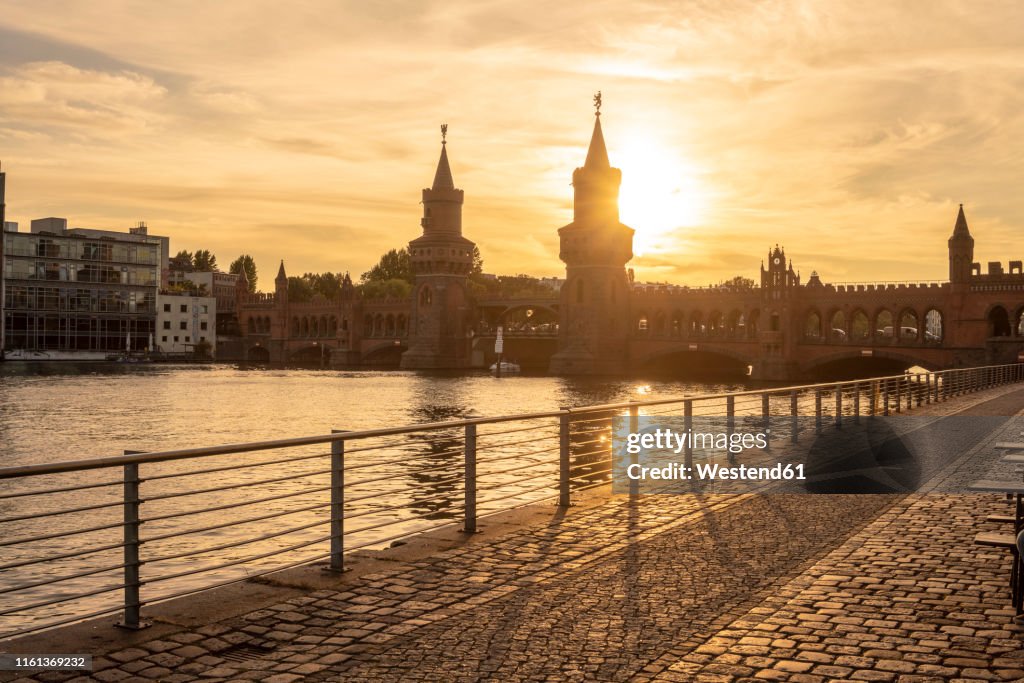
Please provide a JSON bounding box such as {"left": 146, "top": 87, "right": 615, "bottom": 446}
{"left": 0, "top": 362, "right": 1021, "bottom": 640}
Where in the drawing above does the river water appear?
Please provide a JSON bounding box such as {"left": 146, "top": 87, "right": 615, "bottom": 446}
{"left": 1, "top": 363, "right": 761, "bottom": 637}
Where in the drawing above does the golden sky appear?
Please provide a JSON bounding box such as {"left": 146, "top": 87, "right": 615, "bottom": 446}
{"left": 1, "top": 1, "right": 1022, "bottom": 289}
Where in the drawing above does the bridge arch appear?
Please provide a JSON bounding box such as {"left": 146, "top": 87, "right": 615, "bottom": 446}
{"left": 746, "top": 309, "right": 760, "bottom": 338}
{"left": 987, "top": 304, "right": 1011, "bottom": 337}
{"left": 689, "top": 311, "right": 704, "bottom": 337}
{"left": 804, "top": 348, "right": 941, "bottom": 380}
{"left": 246, "top": 345, "right": 270, "bottom": 363}
{"left": 363, "top": 340, "right": 407, "bottom": 366}
{"left": 708, "top": 310, "right": 723, "bottom": 337}
{"left": 924, "top": 308, "right": 944, "bottom": 343}
{"left": 635, "top": 345, "right": 754, "bottom": 379}
{"left": 670, "top": 310, "right": 683, "bottom": 337}
{"left": 827, "top": 309, "right": 846, "bottom": 341}
{"left": 850, "top": 309, "right": 870, "bottom": 341}
{"left": 289, "top": 344, "right": 332, "bottom": 364}
{"left": 498, "top": 303, "right": 559, "bottom": 320}
{"left": 804, "top": 309, "right": 822, "bottom": 340}
{"left": 651, "top": 310, "right": 665, "bottom": 336}
{"left": 873, "top": 308, "right": 894, "bottom": 341}
{"left": 725, "top": 309, "right": 743, "bottom": 338}
{"left": 897, "top": 308, "right": 920, "bottom": 342}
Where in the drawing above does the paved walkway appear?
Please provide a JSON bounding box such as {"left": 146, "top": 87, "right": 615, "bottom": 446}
{"left": 5, "top": 386, "right": 1024, "bottom": 683}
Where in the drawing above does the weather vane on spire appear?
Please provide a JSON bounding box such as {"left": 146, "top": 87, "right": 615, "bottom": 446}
{"left": 593, "top": 91, "right": 602, "bottom": 116}
{"left": 441, "top": 123, "right": 448, "bottom": 144}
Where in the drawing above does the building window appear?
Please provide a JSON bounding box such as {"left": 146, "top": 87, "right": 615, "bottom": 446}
{"left": 200, "top": 321, "right": 208, "bottom": 330}
{"left": 180, "top": 321, "right": 187, "bottom": 330}
{"left": 163, "top": 321, "right": 171, "bottom": 329}
{"left": 185, "top": 336, "right": 190, "bottom": 342}
{"left": 161, "top": 336, "right": 167, "bottom": 342}
{"left": 180, "top": 304, "right": 188, "bottom": 313}
{"left": 163, "top": 303, "right": 171, "bottom": 312}
{"left": 200, "top": 336, "right": 206, "bottom": 342}
{"left": 174, "top": 336, "right": 179, "bottom": 342}
{"left": 201, "top": 305, "right": 208, "bottom": 313}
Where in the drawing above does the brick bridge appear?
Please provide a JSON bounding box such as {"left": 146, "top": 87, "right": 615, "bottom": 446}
{"left": 235, "top": 111, "right": 1024, "bottom": 380}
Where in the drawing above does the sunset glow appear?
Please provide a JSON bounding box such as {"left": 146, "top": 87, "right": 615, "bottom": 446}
{"left": 615, "top": 135, "right": 708, "bottom": 257}
{"left": 0, "top": 2, "right": 1021, "bottom": 287}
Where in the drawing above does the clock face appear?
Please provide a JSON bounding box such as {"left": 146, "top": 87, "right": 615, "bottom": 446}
{"left": 774, "top": 257, "right": 781, "bottom": 265}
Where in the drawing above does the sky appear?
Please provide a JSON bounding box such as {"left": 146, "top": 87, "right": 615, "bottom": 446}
{"left": 0, "top": 1, "right": 1022, "bottom": 289}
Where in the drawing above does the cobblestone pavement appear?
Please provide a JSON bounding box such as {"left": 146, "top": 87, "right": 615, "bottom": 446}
{"left": 656, "top": 493, "right": 1024, "bottom": 683}
{"left": 5, "top": 386, "right": 1024, "bottom": 683}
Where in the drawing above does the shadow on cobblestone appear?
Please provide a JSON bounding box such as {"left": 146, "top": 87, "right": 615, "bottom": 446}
{"left": 315, "top": 495, "right": 896, "bottom": 682}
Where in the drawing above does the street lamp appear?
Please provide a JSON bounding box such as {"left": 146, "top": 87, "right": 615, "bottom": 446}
{"left": 313, "top": 341, "right": 326, "bottom": 369}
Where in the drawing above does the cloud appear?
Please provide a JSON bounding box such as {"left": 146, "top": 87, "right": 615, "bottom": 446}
{"left": 0, "top": 1, "right": 1022, "bottom": 285}
{"left": 0, "top": 61, "right": 168, "bottom": 137}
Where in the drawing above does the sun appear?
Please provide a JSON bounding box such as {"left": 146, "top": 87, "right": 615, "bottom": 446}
{"left": 614, "top": 136, "right": 708, "bottom": 257}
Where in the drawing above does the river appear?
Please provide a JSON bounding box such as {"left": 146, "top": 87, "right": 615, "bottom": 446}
{"left": 0, "top": 362, "right": 755, "bottom": 637}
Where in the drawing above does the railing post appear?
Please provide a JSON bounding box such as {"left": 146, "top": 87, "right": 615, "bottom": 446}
{"left": 883, "top": 379, "right": 890, "bottom": 416}
{"left": 558, "top": 410, "right": 570, "bottom": 508}
{"left": 895, "top": 377, "right": 902, "bottom": 413}
{"left": 684, "top": 400, "right": 694, "bottom": 468}
{"left": 908, "top": 375, "right": 915, "bottom": 410}
{"left": 463, "top": 424, "right": 478, "bottom": 532}
{"left": 116, "top": 455, "right": 149, "bottom": 630}
{"left": 790, "top": 390, "right": 798, "bottom": 443}
{"left": 762, "top": 393, "right": 770, "bottom": 449}
{"left": 726, "top": 395, "right": 735, "bottom": 437}
{"left": 853, "top": 382, "right": 861, "bottom": 422}
{"left": 869, "top": 380, "right": 877, "bottom": 416}
{"left": 814, "top": 389, "right": 822, "bottom": 434}
{"left": 629, "top": 402, "right": 640, "bottom": 496}
{"left": 328, "top": 431, "right": 348, "bottom": 572}
{"left": 925, "top": 374, "right": 931, "bottom": 404}
{"left": 835, "top": 385, "right": 842, "bottom": 428}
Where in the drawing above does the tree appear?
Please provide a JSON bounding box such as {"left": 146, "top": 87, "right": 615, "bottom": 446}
{"left": 286, "top": 272, "right": 347, "bottom": 303}
{"left": 170, "top": 250, "right": 194, "bottom": 272}
{"left": 471, "top": 245, "right": 483, "bottom": 277}
{"left": 193, "top": 249, "right": 218, "bottom": 272}
{"left": 229, "top": 255, "right": 258, "bottom": 292}
{"left": 361, "top": 248, "right": 413, "bottom": 284}
{"left": 287, "top": 276, "right": 315, "bottom": 303}
{"left": 359, "top": 278, "right": 412, "bottom": 300}
{"left": 718, "top": 275, "right": 756, "bottom": 290}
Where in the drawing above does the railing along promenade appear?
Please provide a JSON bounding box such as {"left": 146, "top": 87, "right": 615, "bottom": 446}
{"left": 0, "top": 363, "right": 1022, "bottom": 640}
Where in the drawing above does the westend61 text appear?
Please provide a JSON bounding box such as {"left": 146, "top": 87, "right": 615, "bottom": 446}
{"left": 625, "top": 462, "right": 806, "bottom": 481}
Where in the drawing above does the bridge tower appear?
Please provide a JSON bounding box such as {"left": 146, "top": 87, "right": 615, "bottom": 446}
{"left": 401, "top": 126, "right": 476, "bottom": 369}
{"left": 948, "top": 204, "right": 974, "bottom": 286}
{"left": 550, "top": 94, "right": 634, "bottom": 375}
{"left": 271, "top": 260, "right": 289, "bottom": 363}
{"left": 751, "top": 245, "right": 801, "bottom": 380}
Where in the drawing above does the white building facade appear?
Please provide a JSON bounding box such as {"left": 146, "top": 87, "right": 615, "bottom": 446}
{"left": 155, "top": 293, "right": 217, "bottom": 357}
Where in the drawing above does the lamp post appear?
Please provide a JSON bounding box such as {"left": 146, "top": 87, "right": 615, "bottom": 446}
{"left": 313, "top": 341, "right": 325, "bottom": 369}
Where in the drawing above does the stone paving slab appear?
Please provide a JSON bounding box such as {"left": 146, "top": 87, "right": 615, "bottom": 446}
{"left": 3, "top": 385, "right": 1024, "bottom": 683}
{"left": 656, "top": 493, "right": 1024, "bottom": 683}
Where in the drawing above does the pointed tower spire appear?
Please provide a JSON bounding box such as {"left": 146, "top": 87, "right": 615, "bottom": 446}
{"left": 276, "top": 260, "right": 287, "bottom": 281}
{"left": 952, "top": 203, "right": 971, "bottom": 237}
{"left": 584, "top": 93, "right": 610, "bottom": 169}
{"left": 948, "top": 203, "right": 975, "bottom": 285}
{"left": 432, "top": 124, "right": 454, "bottom": 190}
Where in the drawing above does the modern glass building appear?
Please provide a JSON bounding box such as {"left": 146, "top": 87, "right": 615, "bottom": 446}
{"left": 2, "top": 218, "right": 161, "bottom": 359}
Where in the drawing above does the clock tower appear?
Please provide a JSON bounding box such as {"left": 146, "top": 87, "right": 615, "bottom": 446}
{"left": 752, "top": 245, "right": 801, "bottom": 380}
